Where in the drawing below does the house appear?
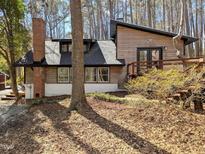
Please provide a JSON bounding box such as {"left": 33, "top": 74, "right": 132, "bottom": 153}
{"left": 15, "top": 18, "right": 198, "bottom": 99}
{"left": 0, "top": 72, "right": 9, "bottom": 90}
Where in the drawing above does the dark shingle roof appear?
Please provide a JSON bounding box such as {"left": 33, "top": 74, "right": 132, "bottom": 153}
{"left": 15, "top": 40, "right": 125, "bottom": 67}
{"left": 110, "top": 20, "right": 198, "bottom": 45}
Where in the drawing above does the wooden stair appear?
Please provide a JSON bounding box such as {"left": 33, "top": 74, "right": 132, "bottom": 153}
{"left": 167, "top": 86, "right": 195, "bottom": 103}
{"left": 167, "top": 78, "right": 205, "bottom": 105}
{"left": 0, "top": 91, "right": 25, "bottom": 101}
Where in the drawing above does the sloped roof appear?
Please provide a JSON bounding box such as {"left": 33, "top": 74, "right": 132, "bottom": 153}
{"left": 15, "top": 40, "right": 125, "bottom": 67}
{"left": 110, "top": 20, "right": 198, "bottom": 45}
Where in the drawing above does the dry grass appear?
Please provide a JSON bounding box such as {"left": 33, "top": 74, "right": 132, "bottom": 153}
{"left": 125, "top": 68, "right": 203, "bottom": 100}
{"left": 0, "top": 96, "right": 205, "bottom": 154}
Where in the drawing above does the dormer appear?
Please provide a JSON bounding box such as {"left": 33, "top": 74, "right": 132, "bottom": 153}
{"left": 52, "top": 39, "right": 96, "bottom": 53}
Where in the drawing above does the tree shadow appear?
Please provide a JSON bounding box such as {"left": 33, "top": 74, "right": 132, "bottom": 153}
{"left": 38, "top": 102, "right": 101, "bottom": 154}
{"left": 0, "top": 106, "right": 42, "bottom": 153}
{"left": 35, "top": 97, "right": 170, "bottom": 154}
{"left": 79, "top": 105, "right": 170, "bottom": 154}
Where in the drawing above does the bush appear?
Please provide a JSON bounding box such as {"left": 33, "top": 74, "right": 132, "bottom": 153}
{"left": 88, "top": 93, "right": 127, "bottom": 104}
{"left": 88, "top": 93, "right": 160, "bottom": 107}
{"left": 125, "top": 68, "right": 203, "bottom": 100}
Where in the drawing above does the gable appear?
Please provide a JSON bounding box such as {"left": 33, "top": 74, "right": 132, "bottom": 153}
{"left": 110, "top": 20, "right": 198, "bottom": 45}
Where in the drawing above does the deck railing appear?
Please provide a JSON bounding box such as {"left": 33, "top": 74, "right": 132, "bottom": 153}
{"left": 127, "top": 57, "right": 204, "bottom": 77}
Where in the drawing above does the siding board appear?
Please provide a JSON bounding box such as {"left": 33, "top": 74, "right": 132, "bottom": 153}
{"left": 116, "top": 25, "right": 185, "bottom": 82}
{"left": 46, "top": 67, "right": 57, "bottom": 83}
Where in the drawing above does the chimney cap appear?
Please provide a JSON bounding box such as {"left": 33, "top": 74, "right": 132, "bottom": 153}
{"left": 32, "top": 18, "right": 45, "bottom": 22}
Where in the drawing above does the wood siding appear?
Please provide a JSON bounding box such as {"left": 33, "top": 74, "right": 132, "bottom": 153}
{"left": 26, "top": 67, "right": 121, "bottom": 84}
{"left": 46, "top": 67, "right": 57, "bottom": 83}
{"left": 116, "top": 25, "right": 185, "bottom": 81}
{"left": 117, "top": 26, "right": 184, "bottom": 64}
{"left": 110, "top": 66, "right": 123, "bottom": 84}
{"left": 25, "top": 68, "right": 33, "bottom": 84}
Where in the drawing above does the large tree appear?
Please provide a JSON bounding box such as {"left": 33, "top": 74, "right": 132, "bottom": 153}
{"left": 69, "top": 0, "right": 90, "bottom": 112}
{"left": 0, "top": 0, "right": 30, "bottom": 100}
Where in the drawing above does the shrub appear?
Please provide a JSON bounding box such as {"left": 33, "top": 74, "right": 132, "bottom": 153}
{"left": 88, "top": 93, "right": 127, "bottom": 103}
{"left": 125, "top": 68, "right": 203, "bottom": 100}
{"left": 88, "top": 93, "right": 160, "bottom": 107}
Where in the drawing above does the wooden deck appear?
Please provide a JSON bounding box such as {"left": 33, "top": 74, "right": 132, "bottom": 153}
{"left": 127, "top": 57, "right": 204, "bottom": 78}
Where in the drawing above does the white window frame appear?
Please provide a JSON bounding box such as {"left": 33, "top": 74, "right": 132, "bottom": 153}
{"left": 61, "top": 44, "right": 69, "bottom": 53}
{"left": 58, "top": 67, "right": 70, "bottom": 83}
{"left": 85, "top": 67, "right": 97, "bottom": 82}
{"left": 97, "top": 67, "right": 110, "bottom": 83}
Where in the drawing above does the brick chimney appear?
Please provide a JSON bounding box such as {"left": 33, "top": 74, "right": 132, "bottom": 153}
{"left": 32, "top": 18, "right": 45, "bottom": 98}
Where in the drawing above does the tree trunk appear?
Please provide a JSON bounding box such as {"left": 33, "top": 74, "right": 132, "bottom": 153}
{"left": 147, "top": 0, "right": 152, "bottom": 27}
{"left": 189, "top": 0, "right": 196, "bottom": 56}
{"left": 166, "top": 1, "right": 171, "bottom": 31}
{"left": 9, "top": 65, "right": 19, "bottom": 100}
{"left": 152, "top": 0, "right": 156, "bottom": 28}
{"left": 194, "top": 100, "right": 204, "bottom": 112}
{"left": 7, "top": 27, "right": 20, "bottom": 101}
{"left": 135, "top": 1, "right": 138, "bottom": 24}
{"left": 195, "top": 0, "right": 200, "bottom": 56}
{"left": 199, "top": 0, "right": 203, "bottom": 55}
{"left": 129, "top": 0, "right": 133, "bottom": 23}
{"left": 162, "top": 0, "right": 166, "bottom": 30}
{"left": 109, "top": 0, "right": 114, "bottom": 19}
{"left": 173, "top": 0, "right": 185, "bottom": 58}
{"left": 69, "top": 0, "right": 89, "bottom": 111}
{"left": 170, "top": 0, "right": 174, "bottom": 31}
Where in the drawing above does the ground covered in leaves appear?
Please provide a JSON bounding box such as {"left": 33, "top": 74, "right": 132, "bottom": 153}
{"left": 0, "top": 96, "right": 205, "bottom": 154}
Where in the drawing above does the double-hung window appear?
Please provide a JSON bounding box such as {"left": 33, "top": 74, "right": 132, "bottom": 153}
{"left": 85, "top": 67, "right": 97, "bottom": 82}
{"left": 60, "top": 42, "right": 69, "bottom": 53}
{"left": 58, "top": 68, "right": 70, "bottom": 83}
{"left": 98, "top": 67, "right": 109, "bottom": 82}
{"left": 58, "top": 67, "right": 109, "bottom": 83}
{"left": 85, "top": 67, "right": 109, "bottom": 82}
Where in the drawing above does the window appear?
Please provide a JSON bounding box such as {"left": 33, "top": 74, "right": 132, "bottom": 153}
{"left": 60, "top": 42, "right": 69, "bottom": 53}
{"left": 63, "top": 43, "right": 87, "bottom": 53}
{"left": 58, "top": 68, "right": 70, "bottom": 83}
{"left": 98, "top": 67, "right": 109, "bottom": 82}
{"left": 85, "top": 67, "right": 109, "bottom": 82}
{"left": 69, "top": 67, "right": 72, "bottom": 82}
{"left": 57, "top": 67, "right": 109, "bottom": 83}
{"left": 83, "top": 45, "right": 88, "bottom": 52}
{"left": 69, "top": 44, "right": 72, "bottom": 52}
{"left": 85, "top": 67, "right": 97, "bottom": 82}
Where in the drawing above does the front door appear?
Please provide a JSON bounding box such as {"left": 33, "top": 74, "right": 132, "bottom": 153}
{"left": 137, "top": 47, "right": 163, "bottom": 75}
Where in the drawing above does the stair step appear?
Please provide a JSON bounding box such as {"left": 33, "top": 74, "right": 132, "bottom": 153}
{"left": 10, "top": 92, "right": 25, "bottom": 97}
{"left": 6, "top": 94, "right": 16, "bottom": 97}
{"left": 1, "top": 97, "right": 16, "bottom": 100}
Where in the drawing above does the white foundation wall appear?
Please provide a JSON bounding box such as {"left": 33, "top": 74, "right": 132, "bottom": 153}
{"left": 25, "top": 83, "right": 121, "bottom": 98}
{"left": 25, "top": 84, "right": 34, "bottom": 99}
{"left": 45, "top": 83, "right": 120, "bottom": 97}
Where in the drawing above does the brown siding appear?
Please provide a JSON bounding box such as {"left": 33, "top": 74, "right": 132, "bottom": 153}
{"left": 116, "top": 26, "right": 185, "bottom": 81}
{"left": 26, "top": 67, "right": 122, "bottom": 84}
{"left": 46, "top": 67, "right": 57, "bottom": 83}
{"left": 110, "top": 66, "right": 123, "bottom": 84}
{"left": 25, "top": 68, "right": 33, "bottom": 84}
{"left": 117, "top": 26, "right": 184, "bottom": 64}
